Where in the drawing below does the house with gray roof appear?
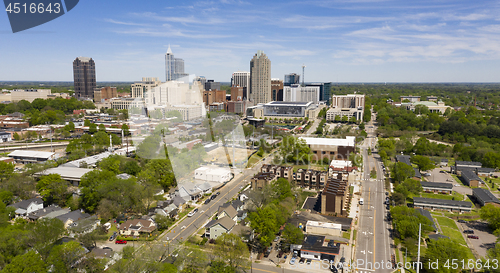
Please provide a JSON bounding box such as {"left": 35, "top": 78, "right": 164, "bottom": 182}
{"left": 205, "top": 217, "right": 236, "bottom": 239}
{"left": 416, "top": 208, "right": 437, "bottom": 231}
{"left": 27, "top": 205, "right": 69, "bottom": 221}
{"left": 473, "top": 188, "right": 500, "bottom": 207}
{"left": 217, "top": 203, "right": 238, "bottom": 221}
{"left": 56, "top": 210, "right": 91, "bottom": 228}
{"left": 9, "top": 197, "right": 43, "bottom": 216}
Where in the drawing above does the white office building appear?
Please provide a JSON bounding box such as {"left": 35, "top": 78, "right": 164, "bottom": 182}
{"left": 283, "top": 84, "right": 320, "bottom": 104}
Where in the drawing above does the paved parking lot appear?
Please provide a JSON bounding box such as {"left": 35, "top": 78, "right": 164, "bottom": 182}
{"left": 456, "top": 220, "right": 497, "bottom": 258}
{"left": 428, "top": 167, "right": 472, "bottom": 196}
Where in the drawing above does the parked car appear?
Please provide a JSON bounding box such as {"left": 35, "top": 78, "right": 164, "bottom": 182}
{"left": 187, "top": 208, "right": 198, "bottom": 217}
{"left": 216, "top": 192, "right": 220, "bottom": 196}
{"left": 468, "top": 235, "right": 479, "bottom": 239}
{"left": 115, "top": 239, "right": 127, "bottom": 244}
{"left": 264, "top": 248, "right": 271, "bottom": 258}
{"left": 274, "top": 236, "right": 280, "bottom": 242}
{"left": 306, "top": 259, "right": 312, "bottom": 265}
{"left": 290, "top": 257, "right": 296, "bottom": 265}
{"left": 109, "top": 232, "right": 117, "bottom": 241}
{"left": 277, "top": 251, "right": 283, "bottom": 258}
{"left": 210, "top": 195, "right": 216, "bottom": 200}
{"left": 299, "top": 258, "right": 305, "bottom": 264}
{"left": 458, "top": 220, "right": 467, "bottom": 223}
{"left": 204, "top": 198, "right": 211, "bottom": 205}
{"left": 424, "top": 173, "right": 431, "bottom": 177}
{"left": 463, "top": 230, "right": 474, "bottom": 234}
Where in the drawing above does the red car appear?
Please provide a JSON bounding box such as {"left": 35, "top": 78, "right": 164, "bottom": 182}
{"left": 467, "top": 235, "right": 479, "bottom": 239}
{"left": 115, "top": 239, "right": 127, "bottom": 244}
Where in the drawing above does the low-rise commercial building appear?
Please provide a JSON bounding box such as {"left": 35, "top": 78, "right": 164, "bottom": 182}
{"left": 300, "top": 136, "right": 356, "bottom": 162}
{"left": 194, "top": 166, "right": 232, "bottom": 183}
{"left": 298, "top": 235, "right": 340, "bottom": 261}
{"left": 472, "top": 188, "right": 500, "bottom": 207}
{"left": 413, "top": 197, "right": 472, "bottom": 212}
{"left": 8, "top": 150, "right": 57, "bottom": 164}
{"left": 305, "top": 221, "right": 342, "bottom": 237}
{"left": 461, "top": 169, "right": 483, "bottom": 187}
{"left": 420, "top": 182, "right": 453, "bottom": 194}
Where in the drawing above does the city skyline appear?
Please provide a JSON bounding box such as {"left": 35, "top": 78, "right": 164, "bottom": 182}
{"left": 1, "top": 0, "right": 500, "bottom": 82}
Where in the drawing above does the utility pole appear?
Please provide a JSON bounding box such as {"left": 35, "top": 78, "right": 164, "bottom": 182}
{"left": 417, "top": 223, "right": 421, "bottom": 273}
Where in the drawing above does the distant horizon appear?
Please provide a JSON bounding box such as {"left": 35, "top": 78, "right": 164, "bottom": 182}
{"left": 2, "top": 81, "right": 500, "bottom": 85}
{"left": 2, "top": 1, "right": 500, "bottom": 82}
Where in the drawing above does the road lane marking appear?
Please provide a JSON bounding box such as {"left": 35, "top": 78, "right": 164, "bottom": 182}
{"left": 373, "top": 209, "right": 376, "bottom": 265}
{"left": 171, "top": 173, "right": 252, "bottom": 241}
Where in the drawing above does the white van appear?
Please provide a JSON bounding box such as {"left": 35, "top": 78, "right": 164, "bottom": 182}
{"left": 359, "top": 198, "right": 364, "bottom": 205}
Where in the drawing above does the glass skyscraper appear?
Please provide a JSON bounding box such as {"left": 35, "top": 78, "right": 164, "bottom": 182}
{"left": 165, "top": 45, "right": 188, "bottom": 82}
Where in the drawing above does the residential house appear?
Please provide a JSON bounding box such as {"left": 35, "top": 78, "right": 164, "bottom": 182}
{"left": 217, "top": 203, "right": 238, "bottom": 222}
{"left": 56, "top": 210, "right": 91, "bottom": 228}
{"left": 27, "top": 205, "right": 69, "bottom": 221}
{"left": 251, "top": 172, "right": 276, "bottom": 190}
{"left": 119, "top": 219, "right": 156, "bottom": 236}
{"left": 9, "top": 197, "right": 43, "bottom": 217}
{"left": 204, "top": 217, "right": 236, "bottom": 239}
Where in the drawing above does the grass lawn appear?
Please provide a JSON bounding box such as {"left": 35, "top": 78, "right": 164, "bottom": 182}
{"left": 246, "top": 152, "right": 267, "bottom": 167}
{"left": 298, "top": 191, "right": 317, "bottom": 207}
{"left": 342, "top": 231, "right": 351, "bottom": 240}
{"left": 451, "top": 174, "right": 467, "bottom": 187}
{"left": 420, "top": 192, "right": 465, "bottom": 201}
{"left": 106, "top": 224, "right": 118, "bottom": 237}
{"left": 434, "top": 216, "right": 457, "bottom": 228}
{"left": 434, "top": 216, "right": 475, "bottom": 259}
{"left": 353, "top": 230, "right": 357, "bottom": 241}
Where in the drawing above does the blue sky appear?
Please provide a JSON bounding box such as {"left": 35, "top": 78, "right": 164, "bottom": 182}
{"left": 1, "top": 0, "right": 500, "bottom": 82}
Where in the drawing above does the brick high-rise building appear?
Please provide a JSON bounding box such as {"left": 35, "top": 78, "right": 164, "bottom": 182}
{"left": 73, "top": 57, "right": 96, "bottom": 99}
{"left": 203, "top": 90, "right": 226, "bottom": 106}
{"left": 230, "top": 86, "right": 244, "bottom": 101}
{"left": 93, "top": 86, "right": 117, "bottom": 102}
{"left": 250, "top": 51, "right": 271, "bottom": 104}
{"left": 271, "top": 79, "right": 283, "bottom": 101}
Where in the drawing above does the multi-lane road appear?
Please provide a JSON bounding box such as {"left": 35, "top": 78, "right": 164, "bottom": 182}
{"left": 158, "top": 151, "right": 277, "bottom": 247}
{"left": 355, "top": 120, "right": 393, "bottom": 273}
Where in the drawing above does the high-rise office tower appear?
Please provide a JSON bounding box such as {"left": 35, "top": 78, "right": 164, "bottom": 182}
{"left": 231, "top": 71, "right": 250, "bottom": 99}
{"left": 73, "top": 57, "right": 96, "bottom": 99}
{"left": 284, "top": 73, "right": 300, "bottom": 86}
{"left": 165, "top": 45, "right": 188, "bottom": 82}
{"left": 271, "top": 79, "right": 283, "bottom": 101}
{"left": 250, "top": 50, "right": 271, "bottom": 104}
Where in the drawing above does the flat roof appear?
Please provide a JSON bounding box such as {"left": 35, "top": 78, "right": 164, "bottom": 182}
{"left": 473, "top": 188, "right": 500, "bottom": 204}
{"left": 265, "top": 101, "right": 312, "bottom": 106}
{"left": 8, "top": 150, "right": 55, "bottom": 159}
{"left": 300, "top": 136, "right": 355, "bottom": 147}
{"left": 306, "top": 221, "right": 342, "bottom": 230}
{"left": 413, "top": 197, "right": 472, "bottom": 208}
{"left": 37, "top": 166, "right": 94, "bottom": 181}
{"left": 420, "top": 182, "right": 453, "bottom": 189}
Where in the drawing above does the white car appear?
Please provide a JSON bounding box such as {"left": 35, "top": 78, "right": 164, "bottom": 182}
{"left": 187, "top": 208, "right": 198, "bottom": 217}
{"left": 454, "top": 184, "right": 460, "bottom": 187}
